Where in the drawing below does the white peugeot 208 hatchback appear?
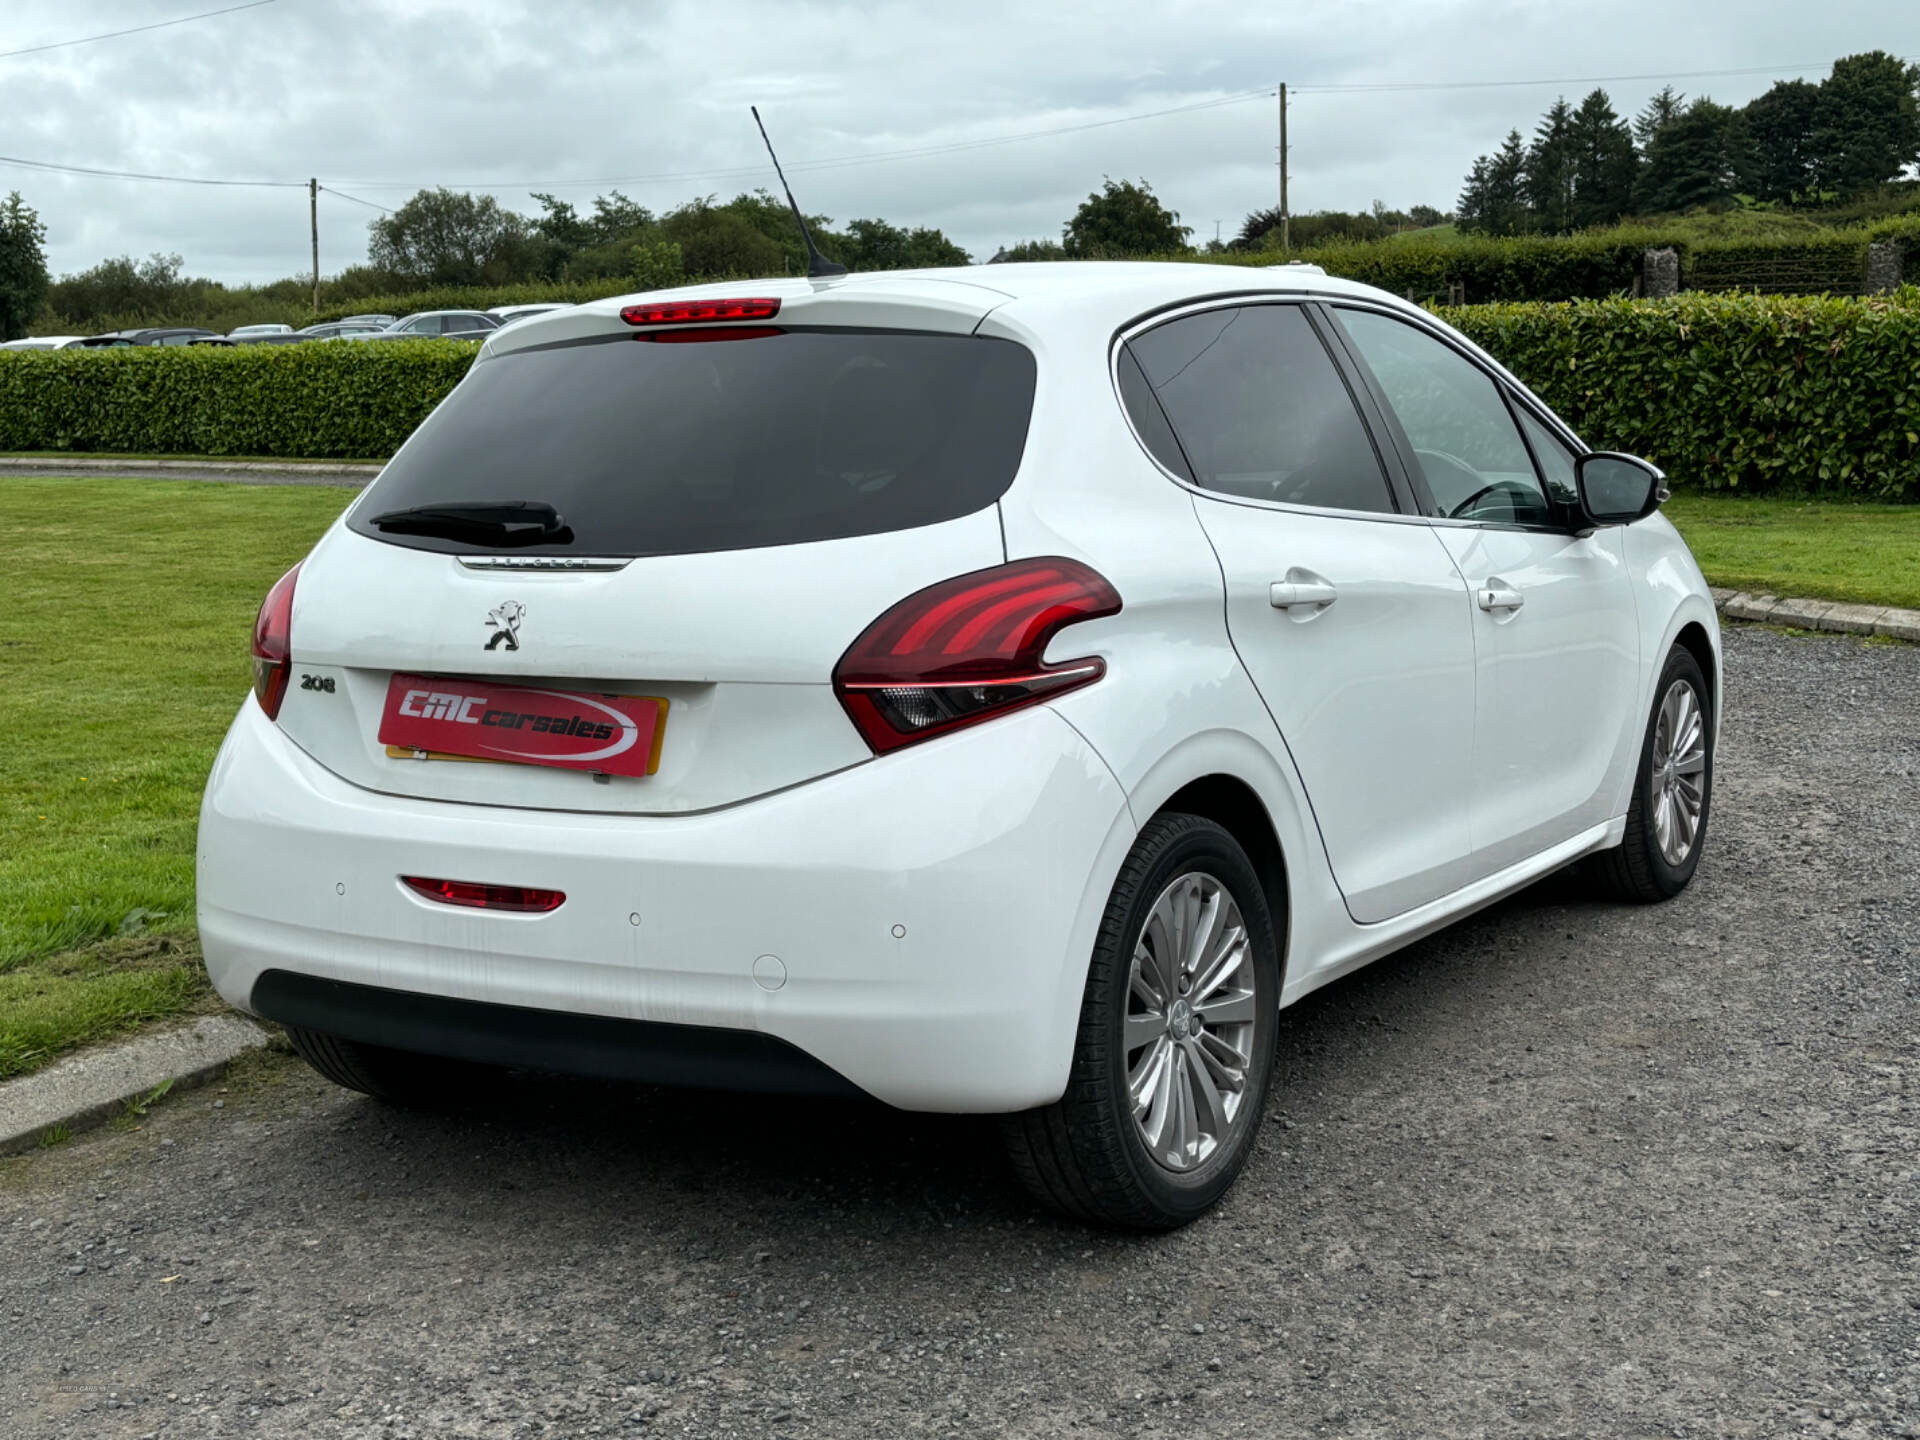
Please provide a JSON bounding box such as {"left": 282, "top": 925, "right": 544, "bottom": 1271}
{"left": 199, "top": 262, "right": 1718, "bottom": 1228}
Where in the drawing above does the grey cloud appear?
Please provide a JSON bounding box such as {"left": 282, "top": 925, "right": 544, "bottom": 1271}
{"left": 0, "top": 0, "right": 1908, "bottom": 282}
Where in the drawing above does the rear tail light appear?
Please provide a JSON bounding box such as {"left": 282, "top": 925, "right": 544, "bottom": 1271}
{"left": 401, "top": 876, "right": 567, "bottom": 913}
{"left": 833, "top": 557, "right": 1121, "bottom": 754}
{"left": 250, "top": 562, "right": 300, "bottom": 720}
{"left": 620, "top": 297, "right": 781, "bottom": 326}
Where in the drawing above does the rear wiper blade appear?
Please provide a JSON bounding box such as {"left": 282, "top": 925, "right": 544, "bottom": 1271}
{"left": 368, "top": 500, "right": 572, "bottom": 547}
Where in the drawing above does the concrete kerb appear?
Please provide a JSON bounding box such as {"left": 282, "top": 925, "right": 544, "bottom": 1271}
{"left": 1713, "top": 589, "right": 1920, "bottom": 643}
{"left": 0, "top": 1016, "right": 275, "bottom": 1156}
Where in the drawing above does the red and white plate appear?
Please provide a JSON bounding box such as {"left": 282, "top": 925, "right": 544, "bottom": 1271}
{"left": 378, "top": 674, "right": 666, "bottom": 777}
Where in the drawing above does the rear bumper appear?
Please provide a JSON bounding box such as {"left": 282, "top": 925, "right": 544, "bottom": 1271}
{"left": 197, "top": 697, "right": 1133, "bottom": 1111}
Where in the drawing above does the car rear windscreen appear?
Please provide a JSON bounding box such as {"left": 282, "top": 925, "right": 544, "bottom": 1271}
{"left": 348, "top": 329, "right": 1038, "bottom": 558}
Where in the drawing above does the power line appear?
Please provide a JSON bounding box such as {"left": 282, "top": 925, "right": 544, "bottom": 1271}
{"left": 318, "top": 184, "right": 390, "bottom": 214}
{"left": 0, "top": 0, "right": 284, "bottom": 63}
{"left": 326, "top": 89, "right": 1279, "bottom": 190}
{"left": 1293, "top": 58, "right": 1915, "bottom": 96}
{"left": 0, "top": 152, "right": 301, "bottom": 188}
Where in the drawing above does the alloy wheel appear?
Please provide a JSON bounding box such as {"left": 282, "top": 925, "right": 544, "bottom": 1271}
{"left": 1650, "top": 678, "right": 1707, "bottom": 866}
{"left": 1124, "top": 872, "right": 1259, "bottom": 1173}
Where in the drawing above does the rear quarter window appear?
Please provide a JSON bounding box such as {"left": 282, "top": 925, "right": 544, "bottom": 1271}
{"left": 350, "top": 329, "right": 1037, "bottom": 558}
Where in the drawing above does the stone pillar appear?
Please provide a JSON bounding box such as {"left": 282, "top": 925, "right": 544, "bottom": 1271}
{"left": 1643, "top": 247, "right": 1681, "bottom": 299}
{"left": 1865, "top": 239, "right": 1903, "bottom": 295}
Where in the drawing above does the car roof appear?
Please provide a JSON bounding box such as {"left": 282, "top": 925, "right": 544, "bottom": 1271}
{"left": 486, "top": 261, "right": 1421, "bottom": 359}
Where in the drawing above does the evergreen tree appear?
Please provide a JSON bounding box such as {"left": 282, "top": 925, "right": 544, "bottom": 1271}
{"left": 1525, "top": 98, "right": 1579, "bottom": 233}
{"left": 1568, "top": 89, "right": 1638, "bottom": 227}
{"left": 1634, "top": 86, "right": 1686, "bottom": 150}
{"left": 1638, "top": 98, "right": 1754, "bottom": 213}
{"left": 1810, "top": 51, "right": 1920, "bottom": 197}
{"left": 1458, "top": 132, "right": 1532, "bottom": 234}
{"left": 1744, "top": 79, "right": 1822, "bottom": 202}
{"left": 1484, "top": 130, "right": 1533, "bottom": 234}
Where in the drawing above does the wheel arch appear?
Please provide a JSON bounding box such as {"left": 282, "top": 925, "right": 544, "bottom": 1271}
{"left": 1152, "top": 774, "right": 1293, "bottom": 985}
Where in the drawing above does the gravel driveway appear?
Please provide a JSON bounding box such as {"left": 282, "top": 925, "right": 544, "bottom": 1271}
{"left": 3, "top": 624, "right": 1915, "bottom": 1440}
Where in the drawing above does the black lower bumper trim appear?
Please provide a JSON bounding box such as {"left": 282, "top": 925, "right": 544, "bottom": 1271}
{"left": 250, "top": 970, "right": 865, "bottom": 1099}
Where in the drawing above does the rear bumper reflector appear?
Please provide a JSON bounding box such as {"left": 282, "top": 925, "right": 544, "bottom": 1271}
{"left": 401, "top": 876, "right": 566, "bottom": 913}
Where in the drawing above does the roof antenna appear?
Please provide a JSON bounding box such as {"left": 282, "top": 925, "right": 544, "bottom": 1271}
{"left": 751, "top": 105, "right": 847, "bottom": 279}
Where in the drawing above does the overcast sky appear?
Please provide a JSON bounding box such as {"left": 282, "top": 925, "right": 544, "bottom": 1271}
{"left": 1, "top": 0, "right": 1912, "bottom": 283}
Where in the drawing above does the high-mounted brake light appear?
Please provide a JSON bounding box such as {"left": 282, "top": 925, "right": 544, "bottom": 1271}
{"left": 620, "top": 297, "right": 781, "bottom": 326}
{"left": 401, "top": 876, "right": 567, "bottom": 914}
{"left": 833, "top": 558, "right": 1122, "bottom": 755}
{"left": 250, "top": 562, "right": 301, "bottom": 721}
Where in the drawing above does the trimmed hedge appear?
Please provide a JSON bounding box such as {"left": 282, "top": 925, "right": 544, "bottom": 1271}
{"left": 3, "top": 293, "right": 1916, "bottom": 499}
{"left": 1198, "top": 218, "right": 1920, "bottom": 302}
{"left": 1442, "top": 290, "right": 1920, "bottom": 500}
{"left": 0, "top": 339, "right": 476, "bottom": 458}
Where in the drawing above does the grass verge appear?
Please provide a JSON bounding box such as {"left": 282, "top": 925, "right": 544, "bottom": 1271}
{"left": 1662, "top": 493, "right": 1920, "bottom": 612}
{"left": 0, "top": 935, "right": 217, "bottom": 1080}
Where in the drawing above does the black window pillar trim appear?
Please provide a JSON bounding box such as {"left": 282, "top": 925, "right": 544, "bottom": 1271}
{"left": 1302, "top": 301, "right": 1423, "bottom": 518}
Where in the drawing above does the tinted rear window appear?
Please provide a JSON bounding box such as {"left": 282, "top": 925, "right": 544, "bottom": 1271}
{"left": 350, "top": 329, "right": 1037, "bottom": 557}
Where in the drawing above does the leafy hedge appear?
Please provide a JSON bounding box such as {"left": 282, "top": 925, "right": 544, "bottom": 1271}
{"left": 1198, "top": 218, "right": 1920, "bottom": 302}
{"left": 3, "top": 293, "right": 1917, "bottom": 500}
{"left": 1441, "top": 289, "right": 1920, "bottom": 499}
{"left": 0, "top": 339, "right": 477, "bottom": 458}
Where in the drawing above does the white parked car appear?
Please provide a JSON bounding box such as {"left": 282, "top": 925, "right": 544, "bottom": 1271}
{"left": 198, "top": 264, "right": 1718, "bottom": 1228}
{"left": 0, "top": 335, "right": 88, "bottom": 350}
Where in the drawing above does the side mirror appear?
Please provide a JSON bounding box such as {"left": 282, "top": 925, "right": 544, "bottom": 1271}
{"left": 1575, "top": 452, "right": 1667, "bottom": 527}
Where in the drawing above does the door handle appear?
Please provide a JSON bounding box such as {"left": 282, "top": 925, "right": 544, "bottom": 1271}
{"left": 1270, "top": 578, "right": 1338, "bottom": 611}
{"left": 1477, "top": 582, "right": 1525, "bottom": 613}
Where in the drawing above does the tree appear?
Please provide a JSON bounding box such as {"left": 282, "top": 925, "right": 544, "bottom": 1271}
{"left": 1637, "top": 98, "right": 1753, "bottom": 213}
{"left": 1634, "top": 86, "right": 1686, "bottom": 150}
{"left": 0, "top": 192, "right": 49, "bottom": 341}
{"left": 658, "top": 199, "right": 786, "bottom": 277}
{"left": 835, "top": 218, "right": 970, "bottom": 269}
{"left": 368, "top": 188, "right": 540, "bottom": 286}
{"left": 992, "top": 239, "right": 1067, "bottom": 262}
{"left": 1810, "top": 51, "right": 1920, "bottom": 197}
{"left": 1526, "top": 98, "right": 1579, "bottom": 233}
{"left": 1407, "top": 204, "right": 1448, "bottom": 228}
{"left": 1063, "top": 178, "right": 1190, "bottom": 257}
{"left": 1568, "top": 89, "right": 1638, "bottom": 228}
{"left": 1744, "top": 79, "right": 1822, "bottom": 202}
{"left": 1458, "top": 131, "right": 1532, "bottom": 235}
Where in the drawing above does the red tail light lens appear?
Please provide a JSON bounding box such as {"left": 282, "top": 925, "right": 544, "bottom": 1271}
{"left": 833, "top": 558, "right": 1121, "bottom": 754}
{"left": 401, "top": 876, "right": 567, "bottom": 913}
{"left": 620, "top": 297, "right": 781, "bottom": 326}
{"left": 250, "top": 562, "right": 300, "bottom": 720}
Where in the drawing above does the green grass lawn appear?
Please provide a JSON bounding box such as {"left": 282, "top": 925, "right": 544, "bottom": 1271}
{"left": 0, "top": 450, "right": 385, "bottom": 466}
{"left": 1662, "top": 493, "right": 1920, "bottom": 612}
{"left": 0, "top": 476, "right": 351, "bottom": 1076}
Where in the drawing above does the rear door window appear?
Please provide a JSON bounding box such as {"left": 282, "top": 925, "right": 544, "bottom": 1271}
{"left": 350, "top": 329, "right": 1038, "bottom": 558}
{"left": 1121, "top": 304, "right": 1396, "bottom": 515}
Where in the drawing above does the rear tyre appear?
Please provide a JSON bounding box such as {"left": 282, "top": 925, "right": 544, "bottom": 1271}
{"left": 1004, "top": 813, "right": 1280, "bottom": 1230}
{"left": 1588, "top": 644, "right": 1713, "bottom": 902}
{"left": 285, "top": 1026, "right": 498, "bottom": 1108}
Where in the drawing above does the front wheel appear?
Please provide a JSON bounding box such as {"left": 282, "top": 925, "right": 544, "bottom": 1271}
{"left": 1004, "top": 814, "right": 1280, "bottom": 1230}
{"left": 1589, "top": 644, "right": 1713, "bottom": 902}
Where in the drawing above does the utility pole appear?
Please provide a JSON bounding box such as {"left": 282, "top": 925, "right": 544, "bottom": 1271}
{"left": 1278, "top": 83, "right": 1290, "bottom": 250}
{"left": 308, "top": 178, "right": 319, "bottom": 316}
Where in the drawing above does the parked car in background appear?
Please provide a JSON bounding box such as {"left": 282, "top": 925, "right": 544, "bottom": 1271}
{"left": 338, "top": 314, "right": 396, "bottom": 328}
{"left": 76, "top": 327, "right": 218, "bottom": 347}
{"left": 0, "top": 335, "right": 88, "bottom": 350}
{"left": 487, "top": 303, "right": 570, "bottom": 327}
{"left": 202, "top": 265, "right": 1719, "bottom": 1230}
{"left": 357, "top": 310, "right": 501, "bottom": 341}
{"left": 298, "top": 321, "right": 389, "bottom": 341}
{"left": 230, "top": 324, "right": 295, "bottom": 337}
